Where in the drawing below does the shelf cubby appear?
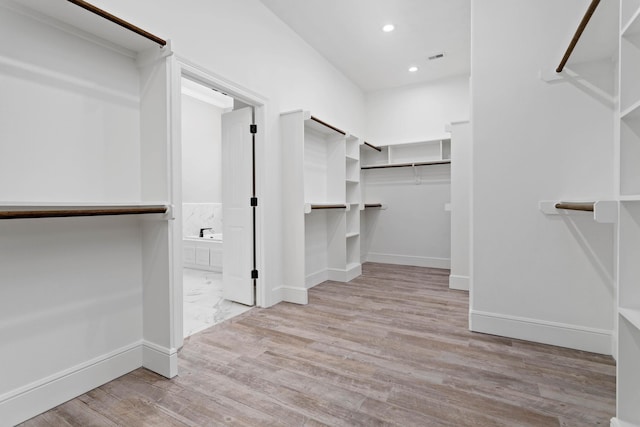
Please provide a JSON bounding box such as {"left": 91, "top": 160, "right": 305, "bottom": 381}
{"left": 346, "top": 207, "right": 359, "bottom": 235}
{"left": 620, "top": 107, "right": 640, "bottom": 196}
{"left": 361, "top": 144, "right": 389, "bottom": 166}
{"left": 304, "top": 124, "right": 345, "bottom": 204}
{"left": 360, "top": 138, "right": 452, "bottom": 169}
{"left": 619, "top": 202, "right": 640, "bottom": 310}
{"left": 620, "top": 34, "right": 640, "bottom": 113}
{"left": 617, "top": 316, "right": 640, "bottom": 425}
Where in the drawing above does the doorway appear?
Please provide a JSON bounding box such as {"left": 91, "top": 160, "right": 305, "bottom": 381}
{"left": 178, "top": 70, "right": 262, "bottom": 338}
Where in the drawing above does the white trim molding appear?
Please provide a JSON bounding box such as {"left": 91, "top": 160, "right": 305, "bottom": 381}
{"left": 367, "top": 253, "right": 450, "bottom": 269}
{"left": 279, "top": 286, "right": 308, "bottom": 305}
{"left": 449, "top": 274, "right": 470, "bottom": 291}
{"left": 142, "top": 341, "right": 178, "bottom": 378}
{"left": 470, "top": 310, "right": 613, "bottom": 355}
{"left": 0, "top": 342, "right": 142, "bottom": 426}
{"left": 610, "top": 417, "right": 638, "bottom": 427}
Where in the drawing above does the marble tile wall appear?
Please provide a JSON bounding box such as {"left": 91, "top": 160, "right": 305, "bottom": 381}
{"left": 183, "top": 203, "right": 223, "bottom": 238}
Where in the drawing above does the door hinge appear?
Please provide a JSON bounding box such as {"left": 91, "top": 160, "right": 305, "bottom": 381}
{"left": 251, "top": 269, "right": 259, "bottom": 279}
{"left": 250, "top": 124, "right": 257, "bottom": 134}
{"left": 250, "top": 197, "right": 258, "bottom": 207}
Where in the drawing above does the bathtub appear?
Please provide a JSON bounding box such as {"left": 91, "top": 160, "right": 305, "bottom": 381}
{"left": 183, "top": 234, "right": 223, "bottom": 271}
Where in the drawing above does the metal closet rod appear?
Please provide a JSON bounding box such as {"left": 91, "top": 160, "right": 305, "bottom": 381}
{"left": 0, "top": 205, "right": 168, "bottom": 220}
{"left": 361, "top": 160, "right": 451, "bottom": 170}
{"left": 67, "top": 0, "right": 167, "bottom": 47}
{"left": 310, "top": 204, "right": 347, "bottom": 210}
{"left": 556, "top": 0, "right": 600, "bottom": 72}
{"left": 364, "top": 141, "right": 382, "bottom": 152}
{"left": 554, "top": 202, "right": 594, "bottom": 212}
{"left": 309, "top": 116, "right": 346, "bottom": 135}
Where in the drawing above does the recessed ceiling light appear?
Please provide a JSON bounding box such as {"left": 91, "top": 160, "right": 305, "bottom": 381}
{"left": 408, "top": 66, "right": 418, "bottom": 73}
{"left": 382, "top": 24, "right": 395, "bottom": 33}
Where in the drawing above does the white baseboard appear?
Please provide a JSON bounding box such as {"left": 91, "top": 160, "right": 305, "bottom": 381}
{"left": 610, "top": 417, "right": 637, "bottom": 427}
{"left": 327, "top": 264, "right": 362, "bottom": 283}
{"left": 305, "top": 269, "right": 328, "bottom": 288}
{"left": 345, "top": 263, "right": 362, "bottom": 282}
{"left": 367, "top": 253, "right": 450, "bottom": 269}
{"left": 470, "top": 310, "right": 613, "bottom": 355}
{"left": 280, "top": 286, "right": 308, "bottom": 305}
{"left": 0, "top": 341, "right": 142, "bottom": 426}
{"left": 449, "top": 274, "right": 469, "bottom": 291}
{"left": 142, "top": 341, "right": 178, "bottom": 379}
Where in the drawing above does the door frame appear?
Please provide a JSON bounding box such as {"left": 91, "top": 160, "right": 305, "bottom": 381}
{"left": 170, "top": 56, "right": 268, "bottom": 346}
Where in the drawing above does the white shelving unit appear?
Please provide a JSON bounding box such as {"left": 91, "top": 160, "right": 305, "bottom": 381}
{"left": 0, "top": 1, "right": 179, "bottom": 424}
{"left": 360, "top": 137, "right": 451, "bottom": 169}
{"left": 281, "top": 110, "right": 361, "bottom": 304}
{"left": 616, "top": 1, "right": 640, "bottom": 425}
{"left": 345, "top": 135, "right": 362, "bottom": 272}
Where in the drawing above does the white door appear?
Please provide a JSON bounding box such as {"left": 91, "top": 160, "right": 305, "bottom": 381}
{"left": 222, "top": 107, "right": 254, "bottom": 305}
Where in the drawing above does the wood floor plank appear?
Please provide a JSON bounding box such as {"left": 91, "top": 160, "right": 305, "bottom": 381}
{"left": 20, "top": 263, "right": 615, "bottom": 426}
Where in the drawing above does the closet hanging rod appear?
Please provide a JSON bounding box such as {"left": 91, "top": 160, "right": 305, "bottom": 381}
{"left": 361, "top": 160, "right": 451, "bottom": 170}
{"left": 67, "top": 0, "right": 167, "bottom": 47}
{"left": 364, "top": 141, "right": 382, "bottom": 152}
{"left": 556, "top": 0, "right": 600, "bottom": 72}
{"left": 554, "top": 202, "right": 595, "bottom": 212}
{"left": 0, "top": 205, "right": 168, "bottom": 220}
{"left": 310, "top": 204, "right": 347, "bottom": 210}
{"left": 364, "top": 203, "right": 383, "bottom": 209}
{"left": 309, "top": 116, "right": 346, "bottom": 135}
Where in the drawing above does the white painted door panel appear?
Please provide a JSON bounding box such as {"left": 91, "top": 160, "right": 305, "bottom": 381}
{"left": 222, "top": 107, "right": 254, "bottom": 306}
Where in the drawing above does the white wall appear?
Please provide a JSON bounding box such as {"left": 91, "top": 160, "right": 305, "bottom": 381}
{"left": 89, "top": 0, "right": 366, "bottom": 307}
{"left": 362, "top": 165, "right": 452, "bottom": 269}
{"left": 181, "top": 93, "right": 223, "bottom": 203}
{"left": 365, "top": 75, "right": 470, "bottom": 144}
{"left": 471, "top": 0, "right": 615, "bottom": 354}
{"left": 361, "top": 76, "right": 469, "bottom": 269}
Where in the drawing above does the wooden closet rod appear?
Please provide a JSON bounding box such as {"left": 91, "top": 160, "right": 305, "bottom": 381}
{"left": 556, "top": 0, "right": 600, "bottom": 72}
{"left": 554, "top": 202, "right": 594, "bottom": 212}
{"left": 310, "top": 116, "right": 346, "bottom": 135}
{"left": 364, "top": 141, "right": 382, "bottom": 152}
{"left": 310, "top": 204, "right": 347, "bottom": 210}
{"left": 67, "top": 0, "right": 167, "bottom": 47}
{"left": 361, "top": 160, "right": 451, "bottom": 170}
{"left": 0, "top": 205, "right": 168, "bottom": 220}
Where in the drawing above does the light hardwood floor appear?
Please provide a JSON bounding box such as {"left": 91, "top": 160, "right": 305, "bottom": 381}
{"left": 21, "top": 263, "right": 615, "bottom": 426}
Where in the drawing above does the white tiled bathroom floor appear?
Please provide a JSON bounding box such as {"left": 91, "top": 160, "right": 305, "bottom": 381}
{"left": 183, "top": 268, "right": 252, "bottom": 337}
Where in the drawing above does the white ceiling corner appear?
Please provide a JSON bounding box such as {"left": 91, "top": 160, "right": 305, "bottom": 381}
{"left": 258, "top": 0, "right": 471, "bottom": 92}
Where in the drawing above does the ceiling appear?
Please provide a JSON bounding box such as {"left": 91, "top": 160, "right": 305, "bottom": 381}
{"left": 258, "top": 0, "right": 471, "bottom": 92}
